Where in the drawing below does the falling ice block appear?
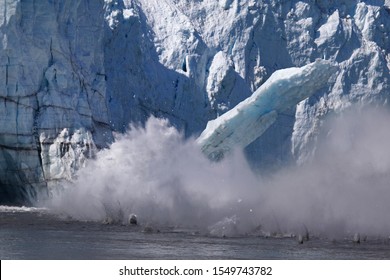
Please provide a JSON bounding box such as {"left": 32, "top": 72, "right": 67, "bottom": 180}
{"left": 197, "top": 59, "right": 338, "bottom": 160}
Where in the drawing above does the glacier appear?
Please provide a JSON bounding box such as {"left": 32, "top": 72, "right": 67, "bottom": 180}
{"left": 197, "top": 59, "right": 338, "bottom": 160}
{"left": 0, "top": 0, "right": 389, "bottom": 205}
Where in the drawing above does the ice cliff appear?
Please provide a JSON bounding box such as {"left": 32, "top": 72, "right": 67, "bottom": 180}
{"left": 0, "top": 0, "right": 389, "bottom": 204}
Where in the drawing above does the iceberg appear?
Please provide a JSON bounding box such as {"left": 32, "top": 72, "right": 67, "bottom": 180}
{"left": 197, "top": 59, "right": 338, "bottom": 160}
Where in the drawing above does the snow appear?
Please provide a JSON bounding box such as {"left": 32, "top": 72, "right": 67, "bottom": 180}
{"left": 197, "top": 60, "right": 337, "bottom": 160}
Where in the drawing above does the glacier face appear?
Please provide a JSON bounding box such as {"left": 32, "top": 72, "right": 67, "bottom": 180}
{"left": 0, "top": 0, "right": 112, "bottom": 204}
{"left": 0, "top": 0, "right": 389, "bottom": 204}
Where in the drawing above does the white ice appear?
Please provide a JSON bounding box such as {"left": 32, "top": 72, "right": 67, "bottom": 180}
{"left": 197, "top": 59, "right": 338, "bottom": 160}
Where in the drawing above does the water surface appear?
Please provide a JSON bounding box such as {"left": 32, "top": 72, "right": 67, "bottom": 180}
{"left": 1, "top": 207, "right": 389, "bottom": 260}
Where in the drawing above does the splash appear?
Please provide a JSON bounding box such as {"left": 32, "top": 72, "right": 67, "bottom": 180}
{"left": 45, "top": 108, "right": 390, "bottom": 238}
{"left": 46, "top": 117, "right": 261, "bottom": 233}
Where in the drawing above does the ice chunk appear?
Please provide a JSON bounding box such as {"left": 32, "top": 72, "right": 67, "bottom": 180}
{"left": 197, "top": 59, "right": 338, "bottom": 160}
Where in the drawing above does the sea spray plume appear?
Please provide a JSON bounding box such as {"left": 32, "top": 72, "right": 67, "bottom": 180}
{"left": 197, "top": 59, "right": 338, "bottom": 161}
{"left": 257, "top": 107, "right": 390, "bottom": 237}
{"left": 46, "top": 107, "right": 390, "bottom": 238}
{"left": 46, "top": 118, "right": 261, "bottom": 230}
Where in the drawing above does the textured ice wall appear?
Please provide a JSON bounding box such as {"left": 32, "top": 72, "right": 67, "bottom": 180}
{"left": 0, "top": 1, "right": 111, "bottom": 204}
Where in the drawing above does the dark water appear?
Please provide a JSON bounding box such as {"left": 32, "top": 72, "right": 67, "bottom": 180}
{"left": 1, "top": 207, "right": 390, "bottom": 260}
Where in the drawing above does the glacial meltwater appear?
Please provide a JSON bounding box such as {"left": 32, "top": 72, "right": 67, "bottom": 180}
{"left": 1, "top": 206, "right": 390, "bottom": 260}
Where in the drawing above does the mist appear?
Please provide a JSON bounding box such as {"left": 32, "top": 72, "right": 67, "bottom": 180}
{"left": 45, "top": 107, "right": 390, "bottom": 238}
